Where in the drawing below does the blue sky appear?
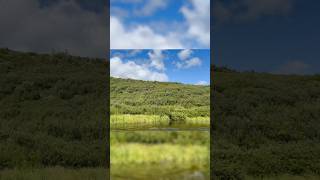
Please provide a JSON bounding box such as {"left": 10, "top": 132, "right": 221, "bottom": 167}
{"left": 110, "top": 49, "right": 210, "bottom": 85}
{"left": 213, "top": 0, "right": 320, "bottom": 74}
{"left": 110, "top": 0, "right": 210, "bottom": 49}
{"left": 111, "top": 0, "right": 185, "bottom": 24}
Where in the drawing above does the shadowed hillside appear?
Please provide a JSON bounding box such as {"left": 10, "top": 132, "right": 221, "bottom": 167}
{"left": 0, "top": 48, "right": 108, "bottom": 170}
{"left": 212, "top": 66, "right": 320, "bottom": 179}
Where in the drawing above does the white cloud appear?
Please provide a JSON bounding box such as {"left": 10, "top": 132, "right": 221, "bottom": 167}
{"left": 178, "top": 49, "right": 193, "bottom": 61}
{"left": 181, "top": 0, "right": 210, "bottom": 47}
{"left": 214, "top": 0, "right": 294, "bottom": 24}
{"left": 135, "top": 0, "right": 168, "bottom": 16}
{"left": 148, "top": 50, "right": 165, "bottom": 71}
{"left": 185, "top": 57, "right": 202, "bottom": 68}
{"left": 274, "top": 60, "right": 310, "bottom": 75}
{"left": 110, "top": 56, "right": 168, "bottom": 82}
{"left": 0, "top": 0, "right": 107, "bottom": 58}
{"left": 195, "top": 81, "right": 209, "bottom": 85}
{"left": 128, "top": 49, "right": 142, "bottom": 56}
{"left": 176, "top": 62, "right": 183, "bottom": 69}
{"left": 110, "top": 16, "right": 183, "bottom": 49}
{"left": 110, "top": 0, "right": 210, "bottom": 48}
{"left": 111, "top": 7, "right": 129, "bottom": 19}
{"left": 175, "top": 50, "right": 202, "bottom": 69}
{"left": 175, "top": 57, "right": 202, "bottom": 69}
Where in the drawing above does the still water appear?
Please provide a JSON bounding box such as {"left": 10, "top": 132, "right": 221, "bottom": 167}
{"left": 110, "top": 131, "right": 210, "bottom": 180}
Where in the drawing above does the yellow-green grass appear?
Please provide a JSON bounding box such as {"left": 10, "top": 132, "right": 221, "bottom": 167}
{"left": 111, "top": 164, "right": 209, "bottom": 180}
{"left": 110, "top": 114, "right": 169, "bottom": 129}
{"left": 111, "top": 143, "right": 209, "bottom": 165}
{"left": 186, "top": 116, "right": 210, "bottom": 126}
{"left": 0, "top": 167, "right": 107, "bottom": 180}
{"left": 110, "top": 114, "right": 210, "bottom": 130}
{"left": 111, "top": 143, "right": 209, "bottom": 180}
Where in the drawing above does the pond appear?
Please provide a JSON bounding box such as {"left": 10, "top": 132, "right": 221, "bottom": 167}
{"left": 110, "top": 114, "right": 210, "bottom": 131}
{"left": 110, "top": 131, "right": 210, "bottom": 180}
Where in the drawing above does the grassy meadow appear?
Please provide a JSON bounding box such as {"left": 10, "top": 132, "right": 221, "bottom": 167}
{"left": 110, "top": 77, "right": 210, "bottom": 130}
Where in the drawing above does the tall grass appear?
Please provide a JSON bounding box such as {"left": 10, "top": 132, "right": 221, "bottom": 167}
{"left": 111, "top": 143, "right": 209, "bottom": 180}
{"left": 111, "top": 143, "right": 209, "bottom": 165}
{"left": 110, "top": 114, "right": 210, "bottom": 129}
{"left": 110, "top": 114, "right": 169, "bottom": 129}
{"left": 186, "top": 116, "right": 210, "bottom": 126}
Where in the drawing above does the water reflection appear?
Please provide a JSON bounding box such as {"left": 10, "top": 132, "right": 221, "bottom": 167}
{"left": 110, "top": 131, "right": 210, "bottom": 180}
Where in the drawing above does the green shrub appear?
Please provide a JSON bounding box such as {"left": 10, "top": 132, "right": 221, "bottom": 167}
{"left": 167, "top": 112, "right": 186, "bottom": 125}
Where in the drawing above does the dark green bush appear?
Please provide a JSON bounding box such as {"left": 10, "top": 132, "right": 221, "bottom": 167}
{"left": 167, "top": 112, "right": 186, "bottom": 125}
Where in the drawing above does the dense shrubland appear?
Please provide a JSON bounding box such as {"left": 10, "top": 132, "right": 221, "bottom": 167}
{"left": 110, "top": 77, "right": 210, "bottom": 117}
{"left": 110, "top": 77, "right": 210, "bottom": 129}
{"left": 2, "top": 49, "right": 320, "bottom": 179}
{"left": 0, "top": 48, "right": 108, "bottom": 169}
{"left": 212, "top": 68, "right": 320, "bottom": 179}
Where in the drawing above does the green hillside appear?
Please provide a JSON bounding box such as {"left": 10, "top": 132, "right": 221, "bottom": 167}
{"left": 110, "top": 77, "right": 210, "bottom": 129}
{"left": 0, "top": 48, "right": 108, "bottom": 172}
{"left": 2, "top": 49, "right": 320, "bottom": 179}
{"left": 212, "top": 68, "right": 320, "bottom": 179}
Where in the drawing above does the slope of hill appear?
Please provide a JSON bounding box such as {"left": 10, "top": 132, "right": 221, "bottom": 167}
{"left": 212, "top": 69, "right": 320, "bottom": 179}
{"left": 2, "top": 49, "right": 320, "bottom": 179}
{"left": 110, "top": 77, "right": 210, "bottom": 129}
{"left": 0, "top": 48, "right": 108, "bottom": 170}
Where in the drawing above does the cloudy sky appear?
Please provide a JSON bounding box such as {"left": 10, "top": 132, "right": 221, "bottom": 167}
{"left": 110, "top": 49, "right": 210, "bottom": 85}
{"left": 213, "top": 0, "right": 320, "bottom": 75}
{"left": 0, "top": 0, "right": 107, "bottom": 58}
{"left": 110, "top": 0, "right": 210, "bottom": 49}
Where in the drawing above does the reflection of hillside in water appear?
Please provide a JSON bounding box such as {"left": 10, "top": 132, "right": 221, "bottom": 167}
{"left": 110, "top": 131, "right": 210, "bottom": 180}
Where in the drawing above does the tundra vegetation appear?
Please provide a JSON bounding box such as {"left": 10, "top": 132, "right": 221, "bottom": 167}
{"left": 109, "top": 76, "right": 210, "bottom": 179}
{"left": 1, "top": 49, "right": 320, "bottom": 179}
{"left": 212, "top": 66, "right": 320, "bottom": 179}
{"left": 0, "top": 49, "right": 108, "bottom": 179}
{"left": 110, "top": 77, "right": 210, "bottom": 130}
